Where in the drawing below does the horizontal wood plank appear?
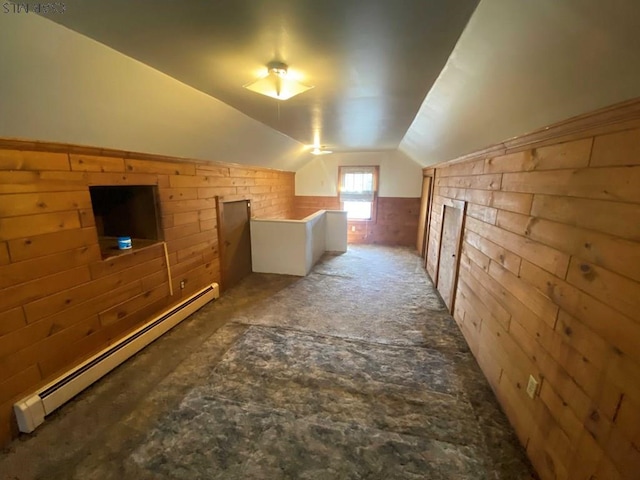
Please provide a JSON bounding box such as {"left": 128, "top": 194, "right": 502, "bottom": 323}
{"left": 466, "top": 203, "right": 497, "bottom": 224}
{"left": 488, "top": 260, "right": 559, "bottom": 327}
{"left": 160, "top": 198, "right": 216, "bottom": 215}
{"left": 566, "top": 257, "right": 640, "bottom": 323}
{"left": 157, "top": 188, "right": 198, "bottom": 203}
{"left": 0, "top": 171, "right": 82, "bottom": 194}
{"left": 520, "top": 260, "right": 640, "bottom": 367}
{"left": 463, "top": 229, "right": 521, "bottom": 275}
{"left": 0, "top": 191, "right": 91, "bottom": 218}
{"left": 0, "top": 308, "right": 26, "bottom": 337}
{"left": 125, "top": 158, "right": 196, "bottom": 176}
{"left": 85, "top": 171, "right": 167, "bottom": 187}
{"left": 69, "top": 154, "right": 125, "bottom": 172}
{"left": 457, "top": 277, "right": 509, "bottom": 333}
{"left": 101, "top": 297, "right": 171, "bottom": 344}
{"left": 497, "top": 211, "right": 640, "bottom": 283}
{"left": 531, "top": 194, "right": 640, "bottom": 241}
{"left": 0, "top": 266, "right": 91, "bottom": 313}
{"left": 166, "top": 230, "right": 217, "bottom": 255}
{"left": 173, "top": 211, "right": 199, "bottom": 226}
{"left": 0, "top": 245, "right": 101, "bottom": 289}
{"left": 196, "top": 165, "right": 230, "bottom": 177}
{"left": 0, "top": 242, "right": 8, "bottom": 265}
{"left": 23, "top": 256, "right": 166, "bottom": 323}
{"left": 484, "top": 139, "right": 592, "bottom": 173}
{"left": 36, "top": 319, "right": 108, "bottom": 380}
{"left": 8, "top": 227, "right": 98, "bottom": 263}
{"left": 197, "top": 186, "right": 238, "bottom": 199}
{"left": 501, "top": 166, "right": 640, "bottom": 203}
{"left": 0, "top": 150, "right": 69, "bottom": 171}
{"left": 436, "top": 159, "right": 485, "bottom": 178}
{"left": 0, "top": 210, "right": 81, "bottom": 241}
{"left": 98, "top": 283, "right": 169, "bottom": 326}
{"left": 591, "top": 128, "right": 640, "bottom": 167}
{"left": 457, "top": 269, "right": 511, "bottom": 328}
{"left": 463, "top": 259, "right": 541, "bottom": 333}
{"left": 437, "top": 173, "right": 502, "bottom": 190}
{"left": 613, "top": 395, "right": 640, "bottom": 450}
{"left": 461, "top": 243, "right": 490, "bottom": 273}
{"left": 164, "top": 222, "right": 201, "bottom": 242}
{"left": 89, "top": 243, "right": 164, "bottom": 279}
{"left": 554, "top": 310, "right": 612, "bottom": 373}
{"left": 465, "top": 216, "right": 569, "bottom": 277}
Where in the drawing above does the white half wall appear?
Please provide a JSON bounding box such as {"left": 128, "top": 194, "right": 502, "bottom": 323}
{"left": 251, "top": 210, "right": 347, "bottom": 277}
{"left": 251, "top": 220, "right": 308, "bottom": 276}
{"left": 295, "top": 150, "right": 423, "bottom": 197}
{"left": 305, "top": 212, "right": 327, "bottom": 275}
{"left": 0, "top": 13, "right": 306, "bottom": 171}
{"left": 325, "top": 211, "right": 348, "bottom": 253}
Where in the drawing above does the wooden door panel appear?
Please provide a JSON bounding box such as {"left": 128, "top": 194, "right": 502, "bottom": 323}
{"left": 417, "top": 175, "right": 433, "bottom": 258}
{"left": 218, "top": 199, "right": 252, "bottom": 291}
{"left": 436, "top": 202, "right": 465, "bottom": 312}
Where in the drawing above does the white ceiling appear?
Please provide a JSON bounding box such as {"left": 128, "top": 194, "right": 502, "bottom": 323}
{"left": 0, "top": 11, "right": 307, "bottom": 171}
{"left": 400, "top": 0, "right": 640, "bottom": 165}
{"left": 44, "top": 0, "right": 479, "bottom": 152}
{"left": 6, "top": 0, "right": 638, "bottom": 171}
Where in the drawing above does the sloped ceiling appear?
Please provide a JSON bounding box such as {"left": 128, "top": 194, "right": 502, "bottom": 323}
{"left": 400, "top": 0, "right": 640, "bottom": 166}
{"left": 0, "top": 11, "right": 306, "bottom": 171}
{"left": 1, "top": 0, "right": 639, "bottom": 172}
{"left": 41, "top": 0, "right": 479, "bottom": 152}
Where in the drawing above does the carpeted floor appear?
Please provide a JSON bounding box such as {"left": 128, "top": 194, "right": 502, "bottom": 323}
{"left": 0, "top": 245, "right": 536, "bottom": 480}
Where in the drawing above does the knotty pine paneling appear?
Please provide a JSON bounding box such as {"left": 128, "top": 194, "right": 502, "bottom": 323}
{"left": 294, "top": 196, "right": 421, "bottom": 247}
{"left": 424, "top": 115, "right": 640, "bottom": 479}
{"left": 0, "top": 141, "right": 295, "bottom": 446}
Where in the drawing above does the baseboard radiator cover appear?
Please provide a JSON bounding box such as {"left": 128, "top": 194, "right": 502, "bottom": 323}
{"left": 14, "top": 283, "right": 220, "bottom": 433}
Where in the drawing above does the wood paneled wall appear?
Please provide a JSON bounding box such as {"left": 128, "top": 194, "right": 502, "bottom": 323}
{"left": 424, "top": 100, "right": 640, "bottom": 480}
{"left": 294, "top": 195, "right": 340, "bottom": 219}
{"left": 0, "top": 140, "right": 295, "bottom": 446}
{"left": 295, "top": 196, "right": 420, "bottom": 246}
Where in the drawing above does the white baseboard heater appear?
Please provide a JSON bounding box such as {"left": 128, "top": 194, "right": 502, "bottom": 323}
{"left": 14, "top": 283, "right": 219, "bottom": 434}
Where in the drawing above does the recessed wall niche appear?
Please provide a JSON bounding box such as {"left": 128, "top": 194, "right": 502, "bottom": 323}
{"left": 89, "top": 185, "right": 161, "bottom": 256}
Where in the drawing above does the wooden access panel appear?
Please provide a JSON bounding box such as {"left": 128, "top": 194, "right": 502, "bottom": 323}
{"left": 416, "top": 175, "right": 433, "bottom": 259}
{"left": 216, "top": 198, "right": 252, "bottom": 291}
{"left": 436, "top": 200, "right": 466, "bottom": 312}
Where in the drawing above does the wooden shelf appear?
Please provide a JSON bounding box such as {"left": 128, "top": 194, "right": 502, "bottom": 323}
{"left": 98, "top": 237, "right": 161, "bottom": 260}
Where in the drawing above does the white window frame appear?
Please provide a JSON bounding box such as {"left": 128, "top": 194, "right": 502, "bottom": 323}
{"left": 338, "top": 165, "right": 379, "bottom": 221}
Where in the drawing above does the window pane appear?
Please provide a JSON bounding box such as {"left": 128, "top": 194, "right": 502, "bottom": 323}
{"left": 345, "top": 174, "right": 354, "bottom": 192}
{"left": 344, "top": 201, "right": 372, "bottom": 220}
{"left": 342, "top": 172, "right": 374, "bottom": 194}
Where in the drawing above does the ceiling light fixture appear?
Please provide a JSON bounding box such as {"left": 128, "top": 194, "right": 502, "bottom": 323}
{"left": 244, "top": 61, "right": 314, "bottom": 100}
{"left": 310, "top": 146, "right": 332, "bottom": 156}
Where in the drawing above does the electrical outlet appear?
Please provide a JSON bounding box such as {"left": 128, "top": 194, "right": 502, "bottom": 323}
{"left": 526, "top": 375, "right": 538, "bottom": 399}
{"left": 180, "top": 280, "right": 185, "bottom": 290}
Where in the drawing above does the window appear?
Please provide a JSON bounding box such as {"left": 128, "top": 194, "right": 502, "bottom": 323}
{"left": 338, "top": 166, "right": 378, "bottom": 220}
{"left": 89, "top": 185, "right": 161, "bottom": 257}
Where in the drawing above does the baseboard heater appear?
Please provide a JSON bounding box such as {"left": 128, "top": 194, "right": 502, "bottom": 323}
{"left": 14, "top": 283, "right": 220, "bottom": 434}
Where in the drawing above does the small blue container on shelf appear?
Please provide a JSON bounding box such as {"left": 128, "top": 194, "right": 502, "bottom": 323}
{"left": 117, "top": 236, "right": 132, "bottom": 250}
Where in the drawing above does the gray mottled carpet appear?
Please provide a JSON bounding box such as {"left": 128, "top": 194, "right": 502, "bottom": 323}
{"left": 130, "top": 246, "right": 534, "bottom": 479}
{"left": 0, "top": 245, "right": 535, "bottom": 480}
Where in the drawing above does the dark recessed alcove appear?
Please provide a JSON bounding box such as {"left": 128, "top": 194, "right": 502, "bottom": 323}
{"left": 89, "top": 185, "right": 161, "bottom": 255}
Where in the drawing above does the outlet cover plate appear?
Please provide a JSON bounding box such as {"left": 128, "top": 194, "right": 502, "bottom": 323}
{"left": 526, "top": 375, "right": 538, "bottom": 399}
